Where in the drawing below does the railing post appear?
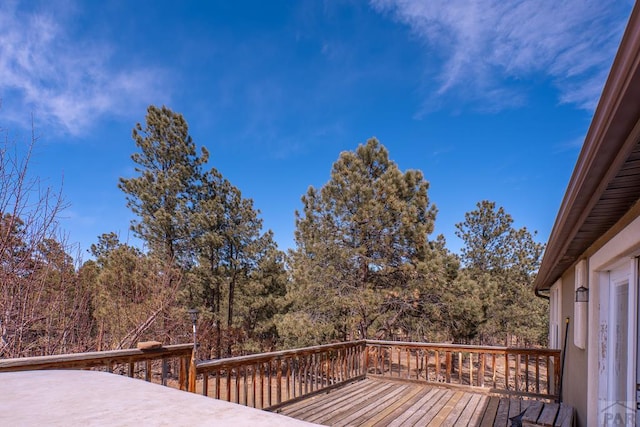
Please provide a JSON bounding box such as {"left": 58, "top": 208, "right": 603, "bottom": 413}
{"left": 243, "top": 366, "right": 248, "bottom": 405}
{"left": 216, "top": 368, "right": 221, "bottom": 400}
{"left": 188, "top": 345, "right": 196, "bottom": 393}
{"left": 162, "top": 358, "right": 168, "bottom": 386}
{"left": 504, "top": 352, "right": 509, "bottom": 390}
{"left": 276, "top": 358, "right": 282, "bottom": 405}
{"left": 179, "top": 356, "right": 187, "bottom": 391}
{"left": 285, "top": 359, "right": 291, "bottom": 399}
{"left": 259, "top": 364, "right": 264, "bottom": 408}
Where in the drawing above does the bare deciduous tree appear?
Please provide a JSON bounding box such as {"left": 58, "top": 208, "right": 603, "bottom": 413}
{"left": 0, "top": 119, "right": 79, "bottom": 357}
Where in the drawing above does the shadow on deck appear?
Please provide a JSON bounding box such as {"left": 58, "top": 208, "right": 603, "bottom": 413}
{"left": 272, "top": 377, "right": 574, "bottom": 427}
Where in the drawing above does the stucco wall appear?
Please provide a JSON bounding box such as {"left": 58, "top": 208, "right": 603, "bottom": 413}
{"left": 558, "top": 267, "right": 588, "bottom": 427}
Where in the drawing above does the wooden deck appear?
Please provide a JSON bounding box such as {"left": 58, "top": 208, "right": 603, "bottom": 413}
{"left": 273, "top": 378, "right": 574, "bottom": 427}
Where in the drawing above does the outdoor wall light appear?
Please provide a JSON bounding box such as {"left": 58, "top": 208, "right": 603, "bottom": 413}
{"left": 575, "top": 285, "right": 589, "bottom": 303}
{"left": 574, "top": 260, "right": 588, "bottom": 350}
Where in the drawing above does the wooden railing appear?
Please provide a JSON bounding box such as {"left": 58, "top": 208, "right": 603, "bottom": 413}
{"left": 195, "top": 341, "right": 367, "bottom": 410}
{"left": 0, "top": 339, "right": 561, "bottom": 404}
{"left": 365, "top": 340, "right": 561, "bottom": 400}
{"left": 0, "top": 344, "right": 194, "bottom": 390}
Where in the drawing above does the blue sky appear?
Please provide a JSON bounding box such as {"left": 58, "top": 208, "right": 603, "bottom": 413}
{"left": 0, "top": 0, "right": 634, "bottom": 260}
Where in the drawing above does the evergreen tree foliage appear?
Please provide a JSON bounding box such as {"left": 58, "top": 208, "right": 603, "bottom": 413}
{"left": 116, "top": 105, "right": 288, "bottom": 357}
{"left": 455, "top": 201, "right": 547, "bottom": 345}
{"left": 118, "top": 105, "right": 208, "bottom": 265}
{"left": 87, "top": 232, "right": 181, "bottom": 350}
{"left": 281, "top": 138, "right": 457, "bottom": 346}
{"left": 189, "top": 169, "right": 285, "bottom": 357}
{"left": 2, "top": 107, "right": 556, "bottom": 358}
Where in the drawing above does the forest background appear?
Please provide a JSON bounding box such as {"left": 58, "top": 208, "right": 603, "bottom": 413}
{"left": 0, "top": 105, "right": 547, "bottom": 360}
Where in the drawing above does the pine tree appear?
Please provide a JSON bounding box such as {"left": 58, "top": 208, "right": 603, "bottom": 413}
{"left": 455, "top": 201, "right": 547, "bottom": 345}
{"left": 282, "top": 138, "right": 456, "bottom": 345}
{"left": 118, "top": 105, "right": 208, "bottom": 265}
{"left": 190, "top": 168, "right": 283, "bottom": 357}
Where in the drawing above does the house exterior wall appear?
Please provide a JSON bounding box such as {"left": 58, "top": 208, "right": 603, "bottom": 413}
{"left": 585, "top": 214, "right": 640, "bottom": 425}
{"left": 550, "top": 213, "right": 640, "bottom": 425}
{"left": 556, "top": 267, "right": 589, "bottom": 427}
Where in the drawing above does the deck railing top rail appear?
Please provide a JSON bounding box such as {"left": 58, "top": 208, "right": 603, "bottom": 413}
{"left": 365, "top": 339, "right": 561, "bottom": 356}
{"left": 0, "top": 343, "right": 194, "bottom": 372}
{"left": 197, "top": 340, "right": 365, "bottom": 370}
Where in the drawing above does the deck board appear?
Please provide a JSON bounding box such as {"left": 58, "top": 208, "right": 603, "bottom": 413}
{"left": 367, "top": 384, "right": 435, "bottom": 427}
{"left": 363, "top": 384, "right": 428, "bottom": 427}
{"left": 273, "top": 378, "right": 573, "bottom": 427}
{"left": 439, "top": 391, "right": 473, "bottom": 426}
{"left": 477, "top": 396, "right": 500, "bottom": 427}
{"left": 329, "top": 384, "right": 412, "bottom": 426}
{"left": 387, "top": 388, "right": 443, "bottom": 426}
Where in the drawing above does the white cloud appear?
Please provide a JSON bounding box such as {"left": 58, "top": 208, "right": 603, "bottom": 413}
{"left": 0, "top": 1, "right": 168, "bottom": 136}
{"left": 371, "top": 0, "right": 633, "bottom": 112}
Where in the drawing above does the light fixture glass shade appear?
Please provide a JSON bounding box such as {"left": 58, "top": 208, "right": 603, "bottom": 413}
{"left": 187, "top": 308, "right": 199, "bottom": 323}
{"left": 575, "top": 286, "right": 589, "bottom": 303}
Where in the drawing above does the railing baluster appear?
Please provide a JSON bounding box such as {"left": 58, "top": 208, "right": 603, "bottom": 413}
{"left": 504, "top": 353, "right": 509, "bottom": 390}
{"left": 546, "top": 355, "right": 551, "bottom": 396}
{"left": 243, "top": 365, "right": 248, "bottom": 406}
{"left": 492, "top": 353, "right": 497, "bottom": 388}
{"left": 424, "top": 350, "right": 429, "bottom": 381}
{"left": 478, "top": 353, "right": 485, "bottom": 387}
{"left": 305, "top": 354, "right": 310, "bottom": 394}
{"left": 535, "top": 356, "right": 540, "bottom": 393}
{"left": 267, "top": 361, "right": 272, "bottom": 407}
{"left": 515, "top": 353, "right": 520, "bottom": 392}
{"left": 406, "top": 348, "right": 410, "bottom": 379}
{"left": 285, "top": 359, "right": 291, "bottom": 400}
{"left": 525, "top": 354, "right": 529, "bottom": 393}
{"left": 216, "top": 368, "right": 221, "bottom": 400}
{"left": 373, "top": 346, "right": 378, "bottom": 374}
{"left": 276, "top": 358, "right": 282, "bottom": 405}
{"left": 162, "top": 358, "right": 168, "bottom": 386}
{"left": 252, "top": 363, "right": 257, "bottom": 407}
{"left": 260, "top": 364, "right": 264, "bottom": 409}
{"left": 298, "top": 356, "right": 303, "bottom": 395}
